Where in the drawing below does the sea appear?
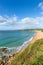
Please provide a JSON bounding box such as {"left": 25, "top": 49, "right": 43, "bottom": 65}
{"left": 0, "top": 30, "right": 36, "bottom": 56}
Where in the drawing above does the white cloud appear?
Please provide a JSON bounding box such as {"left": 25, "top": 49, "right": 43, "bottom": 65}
{"left": 0, "top": 16, "right": 6, "bottom": 22}
{"left": 14, "top": 17, "right": 43, "bottom": 29}
{"left": 0, "top": 15, "right": 18, "bottom": 26}
{"left": 18, "top": 17, "right": 40, "bottom": 25}
{"left": 38, "top": 2, "right": 43, "bottom": 10}
{"left": 0, "top": 15, "right": 43, "bottom": 29}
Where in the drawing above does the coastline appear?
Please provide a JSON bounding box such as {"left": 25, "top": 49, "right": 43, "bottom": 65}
{"left": 0, "top": 31, "right": 35, "bottom": 57}
{"left": 0, "top": 30, "right": 43, "bottom": 65}
{"left": 16, "top": 37, "right": 34, "bottom": 54}
{"left": 15, "top": 31, "right": 43, "bottom": 54}
{"left": 0, "top": 30, "right": 43, "bottom": 57}
{"left": 15, "top": 32, "right": 36, "bottom": 54}
{"left": 0, "top": 36, "right": 34, "bottom": 57}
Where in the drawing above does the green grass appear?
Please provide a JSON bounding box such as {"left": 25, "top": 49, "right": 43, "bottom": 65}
{"left": 8, "top": 39, "right": 43, "bottom": 65}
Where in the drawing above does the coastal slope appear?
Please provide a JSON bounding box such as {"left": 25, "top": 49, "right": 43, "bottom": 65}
{"left": 7, "top": 31, "right": 43, "bottom": 65}
{"left": 0, "top": 31, "right": 43, "bottom": 65}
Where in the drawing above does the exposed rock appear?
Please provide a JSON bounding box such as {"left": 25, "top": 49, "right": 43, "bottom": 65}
{"left": 0, "top": 56, "right": 9, "bottom": 65}
{"left": 0, "top": 48, "right": 8, "bottom": 53}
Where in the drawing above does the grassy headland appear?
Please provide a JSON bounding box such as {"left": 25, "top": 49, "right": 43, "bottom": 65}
{"left": 7, "top": 31, "right": 43, "bottom": 65}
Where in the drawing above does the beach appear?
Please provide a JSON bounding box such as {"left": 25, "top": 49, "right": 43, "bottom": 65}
{"left": 16, "top": 31, "right": 43, "bottom": 54}
{"left": 30, "top": 31, "right": 43, "bottom": 43}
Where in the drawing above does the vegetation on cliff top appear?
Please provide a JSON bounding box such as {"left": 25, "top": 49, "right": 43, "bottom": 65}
{"left": 7, "top": 39, "right": 43, "bottom": 65}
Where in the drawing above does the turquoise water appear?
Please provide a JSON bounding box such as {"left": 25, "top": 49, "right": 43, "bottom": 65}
{"left": 0, "top": 30, "right": 35, "bottom": 47}
{"left": 0, "top": 30, "right": 35, "bottom": 56}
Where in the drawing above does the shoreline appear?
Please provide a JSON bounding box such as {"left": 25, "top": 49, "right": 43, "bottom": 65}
{"left": 15, "top": 30, "right": 43, "bottom": 54}
{"left": 14, "top": 32, "right": 36, "bottom": 54}
{"left": 16, "top": 36, "right": 34, "bottom": 54}
{"left": 0, "top": 31, "right": 36, "bottom": 57}
{"left": 0, "top": 36, "right": 35, "bottom": 57}
{"left": 0, "top": 30, "right": 43, "bottom": 57}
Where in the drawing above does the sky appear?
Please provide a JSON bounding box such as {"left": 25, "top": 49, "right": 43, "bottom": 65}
{"left": 0, "top": 0, "right": 43, "bottom": 30}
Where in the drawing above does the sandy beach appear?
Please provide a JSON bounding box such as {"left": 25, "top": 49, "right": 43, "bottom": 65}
{"left": 31, "top": 31, "right": 43, "bottom": 43}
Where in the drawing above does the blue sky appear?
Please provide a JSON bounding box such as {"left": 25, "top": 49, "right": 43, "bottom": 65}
{"left": 0, "top": 0, "right": 43, "bottom": 30}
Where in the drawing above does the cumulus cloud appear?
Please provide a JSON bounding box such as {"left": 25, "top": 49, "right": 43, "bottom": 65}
{"left": 20, "top": 17, "right": 39, "bottom": 25}
{"left": 14, "top": 17, "right": 43, "bottom": 29}
{"left": 17, "top": 17, "right": 43, "bottom": 25}
{"left": 0, "top": 15, "right": 18, "bottom": 26}
{"left": 0, "top": 15, "right": 43, "bottom": 29}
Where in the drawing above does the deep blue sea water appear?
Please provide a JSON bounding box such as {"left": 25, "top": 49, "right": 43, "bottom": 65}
{"left": 0, "top": 30, "right": 35, "bottom": 56}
